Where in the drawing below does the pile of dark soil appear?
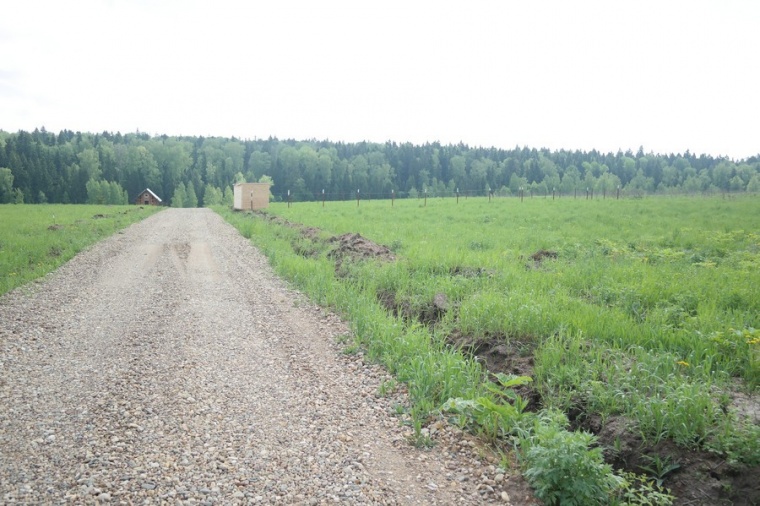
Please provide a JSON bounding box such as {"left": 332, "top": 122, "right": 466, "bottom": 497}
{"left": 377, "top": 290, "right": 449, "bottom": 326}
{"left": 251, "top": 212, "right": 395, "bottom": 270}
{"left": 328, "top": 233, "right": 394, "bottom": 261}
{"left": 525, "top": 249, "right": 558, "bottom": 269}
{"left": 328, "top": 233, "right": 395, "bottom": 271}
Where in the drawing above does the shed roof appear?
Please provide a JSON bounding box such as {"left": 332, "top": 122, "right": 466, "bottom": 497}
{"left": 139, "top": 188, "right": 162, "bottom": 202}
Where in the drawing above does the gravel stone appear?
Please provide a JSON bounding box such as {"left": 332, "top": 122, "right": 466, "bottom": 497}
{"left": 0, "top": 208, "right": 521, "bottom": 504}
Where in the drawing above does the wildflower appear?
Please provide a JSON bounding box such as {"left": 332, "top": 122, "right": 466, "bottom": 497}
{"left": 676, "top": 360, "right": 690, "bottom": 367}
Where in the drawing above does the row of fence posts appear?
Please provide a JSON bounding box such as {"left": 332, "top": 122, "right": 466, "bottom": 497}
{"left": 287, "top": 185, "right": 624, "bottom": 206}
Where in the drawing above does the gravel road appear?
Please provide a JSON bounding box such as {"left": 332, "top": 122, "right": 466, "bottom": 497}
{"left": 0, "top": 208, "right": 529, "bottom": 505}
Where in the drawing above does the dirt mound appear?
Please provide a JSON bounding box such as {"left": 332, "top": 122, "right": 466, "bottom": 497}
{"left": 450, "top": 333, "right": 540, "bottom": 411}
{"left": 377, "top": 290, "right": 449, "bottom": 326}
{"left": 249, "top": 212, "right": 396, "bottom": 273}
{"left": 529, "top": 249, "right": 557, "bottom": 265}
{"left": 47, "top": 224, "right": 63, "bottom": 231}
{"left": 524, "top": 249, "right": 558, "bottom": 269}
{"left": 530, "top": 249, "right": 557, "bottom": 262}
{"left": 328, "top": 233, "right": 395, "bottom": 266}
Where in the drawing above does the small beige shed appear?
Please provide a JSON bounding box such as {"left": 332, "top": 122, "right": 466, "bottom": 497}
{"left": 234, "top": 182, "right": 271, "bottom": 210}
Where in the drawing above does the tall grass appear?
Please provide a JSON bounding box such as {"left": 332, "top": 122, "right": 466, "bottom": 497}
{"left": 0, "top": 204, "right": 162, "bottom": 296}
{"left": 264, "top": 196, "right": 760, "bottom": 388}
{"left": 216, "top": 195, "right": 760, "bottom": 502}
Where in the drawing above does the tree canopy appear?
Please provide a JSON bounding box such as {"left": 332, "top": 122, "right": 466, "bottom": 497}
{"left": 1, "top": 127, "right": 758, "bottom": 205}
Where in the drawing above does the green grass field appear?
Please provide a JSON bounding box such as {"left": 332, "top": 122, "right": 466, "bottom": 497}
{"left": 0, "top": 204, "right": 162, "bottom": 296}
{"left": 217, "top": 194, "right": 760, "bottom": 504}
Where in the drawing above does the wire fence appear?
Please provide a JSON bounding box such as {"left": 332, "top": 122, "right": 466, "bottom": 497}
{"left": 277, "top": 187, "right": 754, "bottom": 206}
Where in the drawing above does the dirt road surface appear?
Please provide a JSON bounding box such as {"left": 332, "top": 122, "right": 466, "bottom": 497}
{"left": 0, "top": 209, "right": 528, "bottom": 504}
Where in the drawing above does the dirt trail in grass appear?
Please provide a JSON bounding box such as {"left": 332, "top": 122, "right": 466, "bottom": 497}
{"left": 0, "top": 208, "right": 531, "bottom": 505}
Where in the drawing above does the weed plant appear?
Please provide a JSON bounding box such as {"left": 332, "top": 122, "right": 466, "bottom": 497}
{"left": 0, "top": 204, "right": 161, "bottom": 296}
{"left": 520, "top": 415, "right": 622, "bottom": 506}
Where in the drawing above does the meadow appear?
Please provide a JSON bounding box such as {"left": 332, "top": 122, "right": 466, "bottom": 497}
{"left": 218, "top": 194, "right": 760, "bottom": 505}
{"left": 0, "top": 204, "right": 162, "bottom": 296}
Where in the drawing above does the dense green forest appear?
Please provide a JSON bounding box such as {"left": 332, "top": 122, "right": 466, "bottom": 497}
{"left": 0, "top": 128, "right": 758, "bottom": 206}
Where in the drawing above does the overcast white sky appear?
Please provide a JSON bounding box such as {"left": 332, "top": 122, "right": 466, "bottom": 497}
{"left": 1, "top": 1, "right": 757, "bottom": 159}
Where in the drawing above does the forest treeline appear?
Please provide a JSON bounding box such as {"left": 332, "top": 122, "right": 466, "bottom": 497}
{"left": 1, "top": 127, "right": 759, "bottom": 205}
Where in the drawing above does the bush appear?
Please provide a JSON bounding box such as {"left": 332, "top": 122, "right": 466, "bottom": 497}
{"left": 522, "top": 417, "right": 622, "bottom": 506}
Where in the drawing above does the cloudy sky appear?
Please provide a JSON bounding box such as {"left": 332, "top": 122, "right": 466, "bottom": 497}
{"left": 1, "top": 1, "right": 757, "bottom": 159}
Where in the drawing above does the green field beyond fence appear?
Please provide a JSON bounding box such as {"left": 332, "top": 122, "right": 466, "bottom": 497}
{"left": 218, "top": 194, "right": 759, "bottom": 504}
{"left": 0, "top": 204, "right": 162, "bottom": 296}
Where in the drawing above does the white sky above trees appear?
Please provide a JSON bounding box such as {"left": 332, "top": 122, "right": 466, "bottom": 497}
{"left": 1, "top": 0, "right": 757, "bottom": 159}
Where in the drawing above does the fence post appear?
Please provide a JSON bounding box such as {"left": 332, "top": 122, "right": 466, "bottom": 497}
{"left": 322, "top": 189, "right": 325, "bottom": 207}
{"left": 456, "top": 188, "right": 459, "bottom": 204}
{"left": 391, "top": 189, "right": 395, "bottom": 207}
{"left": 424, "top": 188, "right": 427, "bottom": 207}
{"left": 617, "top": 185, "right": 620, "bottom": 199}
{"left": 288, "top": 189, "right": 291, "bottom": 208}
{"left": 357, "top": 189, "right": 360, "bottom": 207}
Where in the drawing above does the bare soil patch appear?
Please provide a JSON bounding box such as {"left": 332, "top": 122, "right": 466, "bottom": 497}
{"left": 572, "top": 413, "right": 760, "bottom": 505}
{"left": 450, "top": 332, "right": 541, "bottom": 411}
{"left": 525, "top": 249, "right": 558, "bottom": 269}
{"left": 377, "top": 290, "right": 449, "bottom": 326}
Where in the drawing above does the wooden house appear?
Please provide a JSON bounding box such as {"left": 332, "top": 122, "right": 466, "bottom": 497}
{"left": 233, "top": 183, "right": 271, "bottom": 210}
{"left": 135, "top": 188, "right": 162, "bottom": 206}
